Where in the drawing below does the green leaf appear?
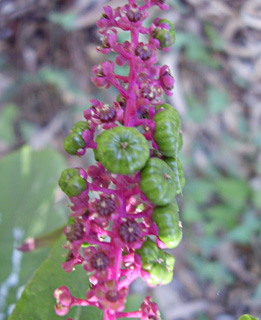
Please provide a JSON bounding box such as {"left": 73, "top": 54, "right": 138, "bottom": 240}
{"left": 204, "top": 205, "right": 239, "bottom": 231}
{"left": 183, "top": 203, "right": 201, "bottom": 223}
{"left": 38, "top": 67, "right": 88, "bottom": 105}
{"left": 185, "top": 94, "right": 206, "bottom": 123}
{"left": 0, "top": 146, "right": 67, "bottom": 318}
{"left": 118, "top": 294, "right": 146, "bottom": 320}
{"left": 187, "top": 253, "right": 233, "bottom": 288}
{"left": 207, "top": 87, "right": 229, "bottom": 114}
{"left": 203, "top": 22, "right": 224, "bottom": 51}
{"left": 175, "top": 32, "right": 220, "bottom": 68}
{"left": 214, "top": 178, "right": 250, "bottom": 210}
{"left": 49, "top": 12, "right": 77, "bottom": 31}
{"left": 227, "top": 211, "right": 261, "bottom": 244}
{"left": 8, "top": 235, "right": 103, "bottom": 320}
{"left": 0, "top": 104, "right": 19, "bottom": 145}
{"left": 254, "top": 281, "right": 261, "bottom": 300}
{"left": 184, "top": 179, "right": 215, "bottom": 204}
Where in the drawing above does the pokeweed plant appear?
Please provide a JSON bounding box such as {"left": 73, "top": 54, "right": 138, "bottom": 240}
{"left": 55, "top": 0, "right": 185, "bottom": 319}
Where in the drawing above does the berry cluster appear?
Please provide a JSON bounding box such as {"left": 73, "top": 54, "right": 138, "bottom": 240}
{"left": 55, "top": 1, "right": 185, "bottom": 319}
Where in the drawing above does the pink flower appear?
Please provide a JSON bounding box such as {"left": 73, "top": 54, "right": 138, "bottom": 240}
{"left": 145, "top": 0, "right": 169, "bottom": 10}
{"left": 63, "top": 219, "right": 87, "bottom": 257}
{"left": 83, "top": 246, "right": 114, "bottom": 281}
{"left": 87, "top": 162, "right": 115, "bottom": 188}
{"left": 62, "top": 250, "right": 83, "bottom": 273}
{"left": 88, "top": 194, "right": 120, "bottom": 227}
{"left": 140, "top": 296, "right": 161, "bottom": 320}
{"left": 54, "top": 286, "right": 73, "bottom": 316}
{"left": 84, "top": 99, "right": 123, "bottom": 130}
{"left": 91, "top": 61, "right": 115, "bottom": 88}
{"left": 113, "top": 218, "right": 147, "bottom": 251}
{"left": 159, "top": 65, "right": 174, "bottom": 96}
{"left": 97, "top": 30, "right": 117, "bottom": 54}
{"left": 86, "top": 280, "right": 128, "bottom": 312}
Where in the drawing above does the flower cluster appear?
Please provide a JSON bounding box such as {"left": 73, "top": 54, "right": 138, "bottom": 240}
{"left": 55, "top": 1, "right": 185, "bottom": 319}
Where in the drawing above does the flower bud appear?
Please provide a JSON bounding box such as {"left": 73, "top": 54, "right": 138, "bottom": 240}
{"left": 126, "top": 8, "right": 142, "bottom": 22}
{"left": 135, "top": 43, "right": 152, "bottom": 61}
{"left": 153, "top": 18, "right": 175, "bottom": 49}
{"left": 153, "top": 29, "right": 173, "bottom": 48}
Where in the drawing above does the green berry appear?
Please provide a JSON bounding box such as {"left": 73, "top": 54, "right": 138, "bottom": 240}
{"left": 96, "top": 126, "right": 149, "bottom": 175}
{"left": 136, "top": 238, "right": 175, "bottom": 286}
{"left": 140, "top": 158, "right": 177, "bottom": 206}
{"left": 158, "top": 19, "right": 175, "bottom": 42}
{"left": 64, "top": 132, "right": 86, "bottom": 155}
{"left": 64, "top": 121, "right": 89, "bottom": 155}
{"left": 152, "top": 203, "right": 182, "bottom": 248}
{"left": 154, "top": 29, "right": 173, "bottom": 48}
{"left": 59, "top": 168, "right": 87, "bottom": 197}
{"left": 154, "top": 109, "right": 181, "bottom": 158}
{"left": 163, "top": 157, "right": 185, "bottom": 194}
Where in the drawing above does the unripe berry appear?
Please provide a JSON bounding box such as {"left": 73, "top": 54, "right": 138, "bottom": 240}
{"left": 59, "top": 168, "right": 87, "bottom": 197}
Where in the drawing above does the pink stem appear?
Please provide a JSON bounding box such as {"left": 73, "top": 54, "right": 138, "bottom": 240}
{"left": 116, "top": 311, "right": 142, "bottom": 318}
{"left": 108, "top": 76, "right": 128, "bottom": 98}
{"left": 104, "top": 310, "right": 116, "bottom": 320}
{"left": 113, "top": 246, "right": 122, "bottom": 279}
{"left": 124, "top": 28, "right": 139, "bottom": 127}
{"left": 114, "top": 74, "right": 129, "bottom": 82}
{"left": 72, "top": 298, "right": 100, "bottom": 308}
{"left": 118, "top": 269, "right": 140, "bottom": 289}
{"left": 88, "top": 184, "right": 117, "bottom": 195}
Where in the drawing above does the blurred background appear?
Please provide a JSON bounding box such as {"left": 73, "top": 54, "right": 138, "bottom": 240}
{"left": 0, "top": 0, "right": 260, "bottom": 319}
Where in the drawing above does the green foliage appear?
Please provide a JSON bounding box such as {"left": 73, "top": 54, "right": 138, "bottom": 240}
{"left": 186, "top": 86, "right": 230, "bottom": 123}
{"left": 0, "top": 104, "right": 19, "bottom": 146}
{"left": 227, "top": 211, "right": 261, "bottom": 244}
{"left": 203, "top": 22, "right": 224, "bottom": 51}
{"left": 175, "top": 32, "right": 221, "bottom": 68}
{"left": 8, "top": 235, "right": 103, "bottom": 320}
{"left": 183, "top": 172, "right": 259, "bottom": 286}
{"left": 0, "top": 146, "right": 67, "bottom": 319}
{"left": 187, "top": 253, "right": 234, "bottom": 288}
{"left": 207, "top": 87, "right": 229, "bottom": 114}
{"left": 118, "top": 294, "right": 146, "bottom": 320}
{"left": 38, "top": 67, "right": 88, "bottom": 104}
{"left": 49, "top": 11, "right": 77, "bottom": 31}
{"left": 214, "top": 178, "right": 250, "bottom": 211}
